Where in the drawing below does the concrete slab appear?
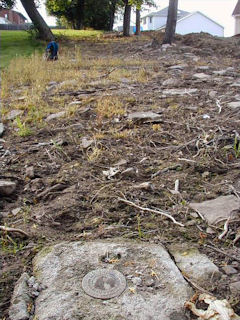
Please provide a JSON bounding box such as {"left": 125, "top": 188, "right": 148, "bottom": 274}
{"left": 31, "top": 241, "right": 192, "bottom": 320}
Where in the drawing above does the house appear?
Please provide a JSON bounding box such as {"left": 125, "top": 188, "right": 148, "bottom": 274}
{"left": 0, "top": 9, "right": 27, "bottom": 24}
{"left": 141, "top": 7, "right": 224, "bottom": 37}
{"left": 0, "top": 16, "right": 11, "bottom": 24}
{"left": 232, "top": 0, "right": 240, "bottom": 35}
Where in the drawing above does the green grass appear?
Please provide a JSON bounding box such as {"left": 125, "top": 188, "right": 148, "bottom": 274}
{"left": 0, "top": 30, "right": 45, "bottom": 69}
{"left": 0, "top": 29, "right": 103, "bottom": 69}
{"left": 53, "top": 29, "right": 103, "bottom": 40}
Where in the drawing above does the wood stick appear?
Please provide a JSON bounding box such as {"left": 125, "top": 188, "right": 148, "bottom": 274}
{"left": 205, "top": 244, "right": 240, "bottom": 263}
{"left": 218, "top": 217, "right": 230, "bottom": 240}
{"left": 0, "top": 226, "right": 29, "bottom": 237}
{"left": 118, "top": 197, "right": 184, "bottom": 227}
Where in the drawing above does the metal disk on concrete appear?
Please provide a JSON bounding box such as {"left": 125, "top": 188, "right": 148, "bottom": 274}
{"left": 82, "top": 269, "right": 126, "bottom": 299}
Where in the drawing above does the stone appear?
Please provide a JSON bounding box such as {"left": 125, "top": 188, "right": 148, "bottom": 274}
{"left": 81, "top": 137, "right": 94, "bottom": 149}
{"left": 229, "top": 281, "right": 240, "bottom": 295}
{"left": 162, "top": 79, "right": 180, "bottom": 86}
{"left": 0, "top": 180, "right": 16, "bottom": 196}
{"left": 162, "top": 88, "right": 198, "bottom": 96}
{"left": 25, "top": 166, "right": 35, "bottom": 179}
{"left": 0, "top": 123, "right": 4, "bottom": 137}
{"left": 213, "top": 70, "right": 228, "bottom": 76}
{"left": 168, "top": 64, "right": 187, "bottom": 70}
{"left": 113, "top": 159, "right": 127, "bottom": 167}
{"left": 46, "top": 111, "right": 66, "bottom": 122}
{"left": 230, "top": 82, "right": 240, "bottom": 87}
{"left": 228, "top": 101, "right": 240, "bottom": 109}
{"left": 196, "top": 66, "right": 210, "bottom": 71}
{"left": 206, "top": 227, "right": 216, "bottom": 235}
{"left": 193, "top": 73, "right": 210, "bottom": 80}
{"left": 168, "top": 244, "right": 220, "bottom": 287}
{"left": 6, "top": 110, "right": 23, "bottom": 120}
{"left": 9, "top": 272, "right": 32, "bottom": 320}
{"left": 31, "top": 241, "right": 192, "bottom": 320}
{"left": 209, "top": 90, "right": 217, "bottom": 98}
{"left": 12, "top": 208, "right": 21, "bottom": 216}
{"left": 69, "top": 101, "right": 82, "bottom": 106}
{"left": 189, "top": 195, "right": 240, "bottom": 225}
{"left": 222, "top": 266, "right": 238, "bottom": 275}
{"left": 127, "top": 111, "right": 161, "bottom": 122}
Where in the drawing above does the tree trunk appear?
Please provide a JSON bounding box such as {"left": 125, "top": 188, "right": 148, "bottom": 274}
{"left": 123, "top": 1, "right": 131, "bottom": 37}
{"left": 20, "top": 0, "right": 54, "bottom": 41}
{"left": 109, "top": 0, "right": 117, "bottom": 31}
{"left": 75, "top": 0, "right": 85, "bottom": 29}
{"left": 135, "top": 8, "right": 141, "bottom": 35}
{"left": 162, "top": 0, "right": 178, "bottom": 44}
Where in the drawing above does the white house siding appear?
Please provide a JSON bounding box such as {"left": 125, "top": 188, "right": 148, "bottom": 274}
{"left": 142, "top": 16, "right": 166, "bottom": 31}
{"left": 176, "top": 12, "right": 224, "bottom": 37}
{"left": 234, "top": 15, "right": 240, "bottom": 34}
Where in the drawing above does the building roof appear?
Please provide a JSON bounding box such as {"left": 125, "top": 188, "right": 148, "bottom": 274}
{"left": 12, "top": 10, "right": 27, "bottom": 21}
{"left": 142, "top": 7, "right": 190, "bottom": 19}
{"left": 156, "top": 11, "right": 224, "bottom": 31}
{"left": 232, "top": 0, "right": 240, "bottom": 16}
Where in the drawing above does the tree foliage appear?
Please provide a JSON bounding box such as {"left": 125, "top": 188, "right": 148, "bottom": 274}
{"left": 46, "top": 0, "right": 123, "bottom": 30}
{"left": 0, "top": 0, "right": 15, "bottom": 9}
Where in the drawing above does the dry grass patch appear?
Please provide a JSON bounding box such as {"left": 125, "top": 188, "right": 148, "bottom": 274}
{"left": 95, "top": 96, "right": 126, "bottom": 120}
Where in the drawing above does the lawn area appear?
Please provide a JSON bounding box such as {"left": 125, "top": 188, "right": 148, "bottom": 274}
{"left": 0, "top": 30, "right": 45, "bottom": 69}
{"left": 0, "top": 29, "right": 104, "bottom": 69}
{"left": 53, "top": 29, "right": 103, "bottom": 40}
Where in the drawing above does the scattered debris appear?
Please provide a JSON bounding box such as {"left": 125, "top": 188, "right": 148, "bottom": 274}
{"left": 185, "top": 293, "right": 240, "bottom": 320}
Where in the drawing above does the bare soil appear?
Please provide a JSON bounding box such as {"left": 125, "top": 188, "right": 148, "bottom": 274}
{"left": 1, "top": 32, "right": 240, "bottom": 319}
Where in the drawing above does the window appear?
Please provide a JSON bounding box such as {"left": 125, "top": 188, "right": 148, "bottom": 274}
{"left": 149, "top": 17, "right": 152, "bottom": 23}
{"left": 143, "top": 18, "right": 146, "bottom": 24}
{"left": 5, "top": 14, "right": 8, "bottom": 19}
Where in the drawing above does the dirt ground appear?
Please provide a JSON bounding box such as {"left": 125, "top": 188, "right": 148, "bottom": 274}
{"left": 0, "top": 32, "right": 240, "bottom": 319}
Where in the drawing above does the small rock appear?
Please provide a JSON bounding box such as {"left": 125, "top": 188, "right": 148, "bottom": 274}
{"left": 229, "top": 281, "right": 240, "bottom": 295}
{"left": 163, "top": 88, "right": 198, "bottom": 96}
{"left": 162, "top": 78, "right": 179, "bottom": 86}
{"left": 228, "top": 101, "right": 240, "bottom": 109}
{"left": 128, "top": 111, "right": 161, "bottom": 122}
{"left": 6, "top": 110, "right": 23, "bottom": 121}
{"left": 0, "top": 123, "right": 4, "bottom": 137}
{"left": 12, "top": 208, "right": 21, "bottom": 216}
{"left": 81, "top": 137, "right": 94, "bottom": 149}
{"left": 202, "top": 171, "right": 210, "bottom": 178}
{"left": 209, "top": 91, "right": 217, "bottom": 98}
{"left": 222, "top": 266, "right": 238, "bottom": 275}
{"left": 206, "top": 227, "right": 216, "bottom": 235}
{"left": 113, "top": 159, "right": 127, "bottom": 167}
{"left": 121, "top": 167, "right": 137, "bottom": 178}
{"left": 46, "top": 111, "right": 66, "bottom": 122}
{"left": 25, "top": 166, "right": 35, "bottom": 179}
{"left": 189, "top": 195, "right": 240, "bottom": 225}
{"left": 132, "top": 277, "right": 142, "bottom": 286}
{"left": 190, "top": 212, "right": 198, "bottom": 218}
{"left": 230, "top": 81, "right": 240, "bottom": 87}
{"left": 197, "top": 66, "right": 210, "bottom": 71}
{"left": 0, "top": 180, "right": 16, "bottom": 196}
{"left": 69, "top": 101, "right": 81, "bottom": 106}
{"left": 169, "top": 244, "right": 220, "bottom": 286}
{"left": 193, "top": 73, "right": 210, "bottom": 80}
{"left": 168, "top": 64, "right": 187, "bottom": 70}
{"left": 8, "top": 272, "right": 31, "bottom": 320}
{"left": 133, "top": 182, "right": 152, "bottom": 190}
{"left": 186, "top": 220, "right": 196, "bottom": 226}
{"left": 213, "top": 70, "right": 227, "bottom": 76}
